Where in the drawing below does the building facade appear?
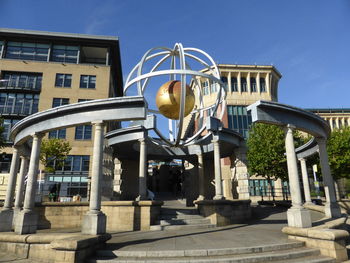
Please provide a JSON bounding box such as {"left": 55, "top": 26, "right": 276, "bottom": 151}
{"left": 0, "top": 28, "right": 123, "bottom": 200}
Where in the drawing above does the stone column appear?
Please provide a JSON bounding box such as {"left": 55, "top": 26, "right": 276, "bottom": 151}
{"left": 299, "top": 158, "right": 312, "bottom": 205}
{"left": 0, "top": 147, "right": 20, "bottom": 231}
{"left": 265, "top": 73, "right": 270, "bottom": 94}
{"left": 284, "top": 125, "right": 311, "bottom": 228}
{"left": 196, "top": 153, "right": 205, "bottom": 200}
{"left": 212, "top": 139, "right": 224, "bottom": 200}
{"left": 137, "top": 138, "right": 148, "bottom": 200}
{"left": 82, "top": 121, "right": 106, "bottom": 235}
{"left": 237, "top": 72, "right": 241, "bottom": 93}
{"left": 247, "top": 72, "right": 251, "bottom": 93}
{"left": 257, "top": 72, "right": 261, "bottom": 93}
{"left": 13, "top": 156, "right": 29, "bottom": 227}
{"left": 316, "top": 138, "right": 341, "bottom": 218}
{"left": 15, "top": 133, "right": 43, "bottom": 234}
{"left": 227, "top": 72, "right": 231, "bottom": 92}
{"left": 112, "top": 158, "right": 122, "bottom": 200}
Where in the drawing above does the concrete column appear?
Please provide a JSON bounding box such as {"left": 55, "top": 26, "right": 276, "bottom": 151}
{"left": 227, "top": 72, "right": 231, "bottom": 92}
{"left": 316, "top": 138, "right": 341, "bottom": 218}
{"left": 347, "top": 117, "right": 350, "bottom": 127}
{"left": 284, "top": 125, "right": 311, "bottom": 228}
{"left": 137, "top": 138, "right": 148, "bottom": 200}
{"left": 212, "top": 139, "right": 224, "bottom": 200}
{"left": 15, "top": 133, "right": 43, "bottom": 234}
{"left": 335, "top": 118, "right": 340, "bottom": 129}
{"left": 237, "top": 72, "right": 241, "bottom": 93}
{"left": 13, "top": 156, "right": 29, "bottom": 227}
{"left": 299, "top": 158, "right": 312, "bottom": 205}
{"left": 247, "top": 72, "right": 251, "bottom": 93}
{"left": 0, "top": 147, "right": 20, "bottom": 231}
{"left": 265, "top": 73, "right": 270, "bottom": 94}
{"left": 196, "top": 154, "right": 205, "bottom": 200}
{"left": 257, "top": 72, "right": 261, "bottom": 93}
{"left": 82, "top": 121, "right": 106, "bottom": 235}
{"left": 329, "top": 118, "right": 333, "bottom": 130}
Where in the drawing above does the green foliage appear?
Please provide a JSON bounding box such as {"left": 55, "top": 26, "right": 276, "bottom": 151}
{"left": 40, "top": 138, "right": 71, "bottom": 173}
{"left": 247, "top": 123, "right": 306, "bottom": 182}
{"left": 247, "top": 123, "right": 288, "bottom": 181}
{"left": 327, "top": 127, "right": 350, "bottom": 179}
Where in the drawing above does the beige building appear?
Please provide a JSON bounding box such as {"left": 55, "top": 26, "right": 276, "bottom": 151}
{"left": 307, "top": 108, "right": 350, "bottom": 131}
{"left": 188, "top": 64, "right": 283, "bottom": 202}
{"left": 0, "top": 28, "right": 123, "bottom": 200}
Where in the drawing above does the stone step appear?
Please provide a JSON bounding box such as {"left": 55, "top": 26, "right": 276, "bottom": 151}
{"left": 91, "top": 247, "right": 326, "bottom": 263}
{"left": 160, "top": 214, "right": 205, "bottom": 220}
{"left": 158, "top": 218, "right": 212, "bottom": 226}
{"left": 160, "top": 208, "right": 198, "bottom": 216}
{"left": 96, "top": 241, "right": 304, "bottom": 258}
{"left": 273, "top": 256, "right": 335, "bottom": 263}
{"left": 150, "top": 223, "right": 215, "bottom": 231}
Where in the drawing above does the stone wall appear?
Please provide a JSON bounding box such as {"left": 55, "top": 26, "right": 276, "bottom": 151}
{"left": 34, "top": 200, "right": 163, "bottom": 231}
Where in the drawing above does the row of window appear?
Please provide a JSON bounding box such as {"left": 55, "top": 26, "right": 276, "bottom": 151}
{"left": 55, "top": 74, "right": 96, "bottom": 89}
{"left": 0, "top": 93, "right": 39, "bottom": 116}
{"left": 3, "top": 42, "right": 79, "bottom": 63}
{"left": 227, "top": 105, "right": 252, "bottom": 138}
{"left": 202, "top": 77, "right": 266, "bottom": 95}
{"left": 249, "top": 179, "right": 290, "bottom": 196}
{"left": 48, "top": 155, "right": 90, "bottom": 172}
{"left": 1, "top": 72, "right": 42, "bottom": 91}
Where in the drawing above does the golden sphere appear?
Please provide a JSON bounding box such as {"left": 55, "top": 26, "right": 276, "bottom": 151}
{"left": 156, "top": 80, "right": 195, "bottom": 120}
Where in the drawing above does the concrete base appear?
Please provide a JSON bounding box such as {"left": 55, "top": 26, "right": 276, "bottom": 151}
{"left": 287, "top": 207, "right": 312, "bottom": 228}
{"left": 324, "top": 202, "right": 342, "bottom": 218}
{"left": 14, "top": 210, "right": 38, "bottom": 234}
{"left": 12, "top": 208, "right": 21, "bottom": 229}
{"left": 81, "top": 212, "right": 106, "bottom": 235}
{"left": 0, "top": 209, "right": 14, "bottom": 232}
{"left": 194, "top": 199, "right": 251, "bottom": 226}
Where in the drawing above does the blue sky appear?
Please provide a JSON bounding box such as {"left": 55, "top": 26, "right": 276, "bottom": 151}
{"left": 1, "top": 0, "right": 349, "bottom": 109}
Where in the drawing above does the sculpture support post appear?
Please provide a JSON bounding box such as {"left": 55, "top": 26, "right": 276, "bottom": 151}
{"left": 316, "top": 138, "right": 341, "bottom": 218}
{"left": 197, "top": 153, "right": 205, "bottom": 200}
{"left": 0, "top": 147, "right": 20, "bottom": 231}
{"left": 284, "top": 125, "right": 311, "bottom": 228}
{"left": 137, "top": 138, "right": 147, "bottom": 200}
{"left": 15, "top": 133, "right": 43, "bottom": 234}
{"left": 213, "top": 139, "right": 224, "bottom": 200}
{"left": 13, "top": 156, "right": 29, "bottom": 228}
{"left": 82, "top": 121, "right": 106, "bottom": 235}
{"left": 299, "top": 158, "right": 312, "bottom": 205}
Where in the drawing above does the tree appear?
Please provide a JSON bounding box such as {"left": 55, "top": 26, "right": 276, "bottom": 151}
{"left": 246, "top": 123, "right": 305, "bottom": 199}
{"left": 327, "top": 126, "right": 350, "bottom": 180}
{"left": 40, "top": 138, "right": 71, "bottom": 173}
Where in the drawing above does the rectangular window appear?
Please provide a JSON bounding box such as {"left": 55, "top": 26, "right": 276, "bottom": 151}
{"left": 231, "top": 77, "right": 238, "bottom": 92}
{"left": 52, "top": 98, "right": 69, "bottom": 108}
{"left": 249, "top": 179, "right": 275, "bottom": 196}
{"left": 0, "top": 93, "right": 39, "bottom": 116}
{"left": 5, "top": 42, "right": 49, "bottom": 61}
{"left": 227, "top": 105, "right": 252, "bottom": 139}
{"left": 210, "top": 81, "right": 217, "bottom": 93}
{"left": 55, "top": 74, "right": 72, "bottom": 88}
{"left": 250, "top": 78, "right": 257, "bottom": 92}
{"left": 79, "top": 75, "right": 96, "bottom": 89}
{"left": 260, "top": 78, "right": 266, "bottom": 92}
{"left": 241, "top": 77, "right": 247, "bottom": 92}
{"left": 48, "top": 129, "right": 66, "bottom": 139}
{"left": 2, "top": 119, "right": 19, "bottom": 142}
{"left": 221, "top": 76, "right": 228, "bottom": 91}
{"left": 75, "top": 125, "right": 92, "bottom": 140}
{"left": 1, "top": 72, "right": 42, "bottom": 91}
{"left": 51, "top": 45, "right": 79, "bottom": 63}
{"left": 57, "top": 155, "right": 90, "bottom": 172}
{"left": 0, "top": 41, "right": 4, "bottom": 57}
{"left": 202, "top": 81, "right": 209, "bottom": 95}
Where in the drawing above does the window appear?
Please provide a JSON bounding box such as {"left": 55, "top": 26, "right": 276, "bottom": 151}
{"left": 231, "top": 77, "right": 238, "bottom": 92}
{"left": 221, "top": 76, "right": 228, "bottom": 91}
{"left": 202, "top": 81, "right": 209, "bottom": 95}
{"left": 250, "top": 78, "right": 257, "bottom": 92}
{"left": 55, "top": 74, "right": 72, "bottom": 88}
{"left": 260, "top": 78, "right": 266, "bottom": 92}
{"left": 50, "top": 98, "right": 69, "bottom": 138}
{"left": 3, "top": 119, "right": 19, "bottom": 141}
{"left": 74, "top": 99, "right": 92, "bottom": 140}
{"left": 241, "top": 77, "right": 247, "bottom": 92}
{"left": 227, "top": 105, "right": 252, "bottom": 138}
{"left": 249, "top": 179, "right": 275, "bottom": 196}
{"left": 1, "top": 72, "right": 42, "bottom": 91}
{"left": 52, "top": 98, "right": 69, "bottom": 108}
{"left": 48, "top": 129, "right": 66, "bottom": 139}
{"left": 0, "top": 93, "right": 39, "bottom": 115}
{"left": 60, "top": 155, "right": 90, "bottom": 172}
{"left": 51, "top": 45, "right": 79, "bottom": 63}
{"left": 75, "top": 125, "right": 92, "bottom": 140}
{"left": 80, "top": 75, "right": 96, "bottom": 89}
{"left": 5, "top": 42, "right": 49, "bottom": 61}
{"left": 210, "top": 81, "right": 217, "bottom": 93}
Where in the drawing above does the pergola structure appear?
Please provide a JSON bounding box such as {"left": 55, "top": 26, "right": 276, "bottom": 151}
{"left": 247, "top": 100, "right": 341, "bottom": 227}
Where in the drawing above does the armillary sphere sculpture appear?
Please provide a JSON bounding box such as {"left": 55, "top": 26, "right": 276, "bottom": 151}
{"left": 124, "top": 43, "right": 226, "bottom": 147}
